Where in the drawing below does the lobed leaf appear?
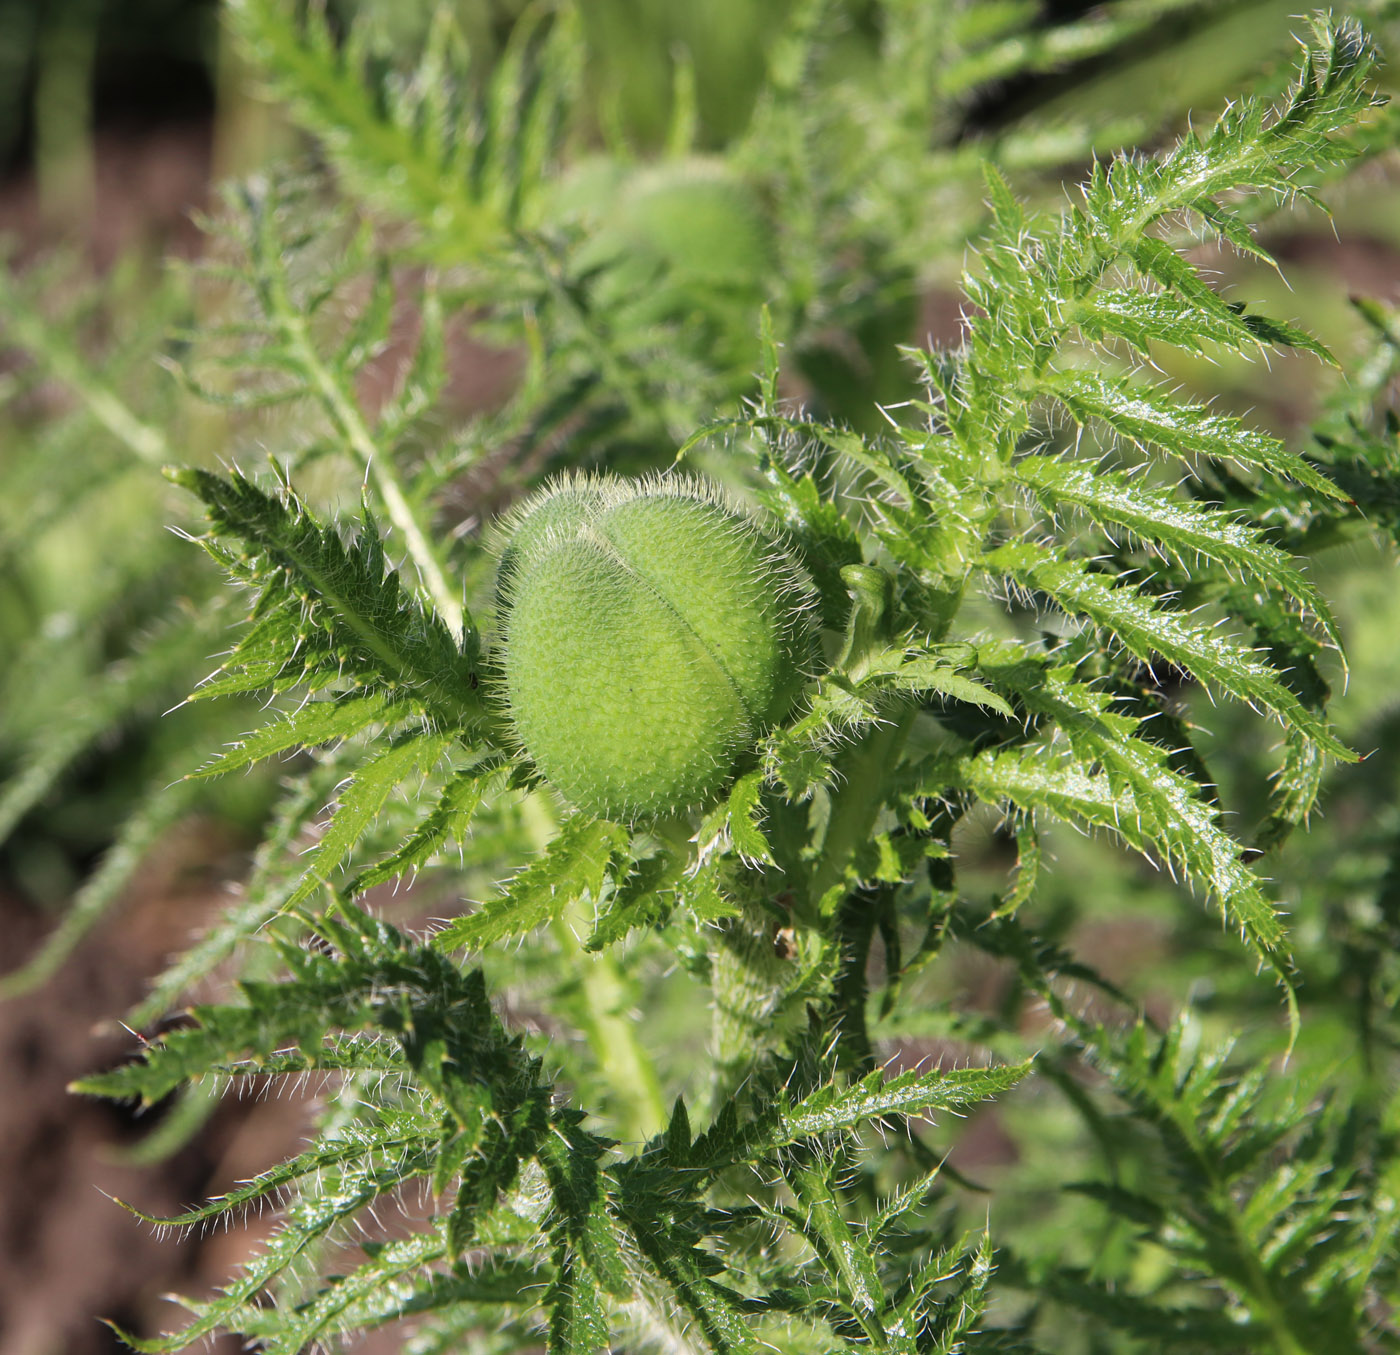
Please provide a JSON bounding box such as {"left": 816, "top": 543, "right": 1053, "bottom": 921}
{"left": 1045, "top": 371, "right": 1347, "bottom": 502}
{"left": 343, "top": 754, "right": 510, "bottom": 897}
{"left": 982, "top": 541, "right": 1351, "bottom": 759}
{"left": 190, "top": 691, "right": 411, "bottom": 779}
{"left": 283, "top": 727, "right": 455, "bottom": 910}
{"left": 434, "top": 816, "right": 630, "bottom": 952}
{"left": 1071, "top": 285, "right": 1330, "bottom": 362}
{"left": 171, "top": 467, "right": 483, "bottom": 729}
{"left": 1011, "top": 454, "right": 1337, "bottom": 643}
{"left": 691, "top": 1061, "right": 1032, "bottom": 1170}
{"left": 109, "top": 1144, "right": 439, "bottom": 1354}
{"left": 948, "top": 731, "right": 1293, "bottom": 998}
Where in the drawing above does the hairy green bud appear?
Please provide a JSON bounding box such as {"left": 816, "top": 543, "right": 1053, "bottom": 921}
{"left": 495, "top": 473, "right": 816, "bottom": 819}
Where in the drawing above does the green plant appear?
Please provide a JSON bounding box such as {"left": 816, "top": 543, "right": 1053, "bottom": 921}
{"left": 5, "top": 2, "right": 1400, "bottom": 1352}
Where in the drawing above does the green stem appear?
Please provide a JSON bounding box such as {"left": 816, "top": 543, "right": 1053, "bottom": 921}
{"left": 520, "top": 795, "right": 666, "bottom": 1144}
{"left": 0, "top": 273, "right": 168, "bottom": 465}
{"left": 252, "top": 193, "right": 467, "bottom": 640}
{"left": 285, "top": 311, "right": 466, "bottom": 639}
{"left": 708, "top": 884, "right": 796, "bottom": 1087}
{"left": 806, "top": 710, "right": 915, "bottom": 917}
{"left": 552, "top": 903, "right": 668, "bottom": 1143}
{"left": 830, "top": 884, "right": 896, "bottom": 1075}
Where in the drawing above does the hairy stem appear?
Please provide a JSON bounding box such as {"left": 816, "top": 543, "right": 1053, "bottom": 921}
{"left": 806, "top": 710, "right": 916, "bottom": 915}
{"left": 249, "top": 185, "right": 468, "bottom": 639}
{"left": 286, "top": 312, "right": 465, "bottom": 638}
{"left": 521, "top": 794, "right": 666, "bottom": 1143}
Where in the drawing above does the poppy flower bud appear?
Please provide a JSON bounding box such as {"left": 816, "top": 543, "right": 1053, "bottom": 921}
{"left": 496, "top": 473, "right": 816, "bottom": 819}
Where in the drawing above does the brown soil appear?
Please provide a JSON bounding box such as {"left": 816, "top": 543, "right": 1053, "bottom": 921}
{"left": 0, "top": 821, "right": 310, "bottom": 1355}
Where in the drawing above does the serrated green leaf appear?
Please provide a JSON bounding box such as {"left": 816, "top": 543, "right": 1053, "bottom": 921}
{"left": 1012, "top": 454, "right": 1338, "bottom": 643}
{"left": 1118, "top": 235, "right": 1331, "bottom": 363}
{"left": 241, "top": 1231, "right": 546, "bottom": 1354}
{"left": 679, "top": 861, "right": 742, "bottom": 923}
{"left": 343, "top": 754, "right": 508, "bottom": 896}
{"left": 434, "top": 816, "right": 629, "bottom": 951}
{"left": 108, "top": 1145, "right": 438, "bottom": 1353}
{"left": 1255, "top": 727, "right": 1328, "bottom": 852}
{"left": 697, "top": 769, "right": 775, "bottom": 868}
{"left": 171, "top": 467, "right": 483, "bottom": 727}
{"left": 1073, "top": 283, "right": 1329, "bottom": 363}
{"left": 691, "top": 1061, "right": 1031, "bottom": 1171}
{"left": 113, "top": 1115, "right": 426, "bottom": 1229}
{"left": 664, "top": 1097, "right": 692, "bottom": 1166}
{"left": 865, "top": 649, "right": 1015, "bottom": 718}
{"left": 1193, "top": 199, "right": 1280, "bottom": 271}
{"left": 227, "top": 0, "right": 578, "bottom": 264}
{"left": 1046, "top": 371, "right": 1347, "bottom": 501}
{"left": 983, "top": 161, "right": 1026, "bottom": 237}
{"left": 546, "top": 1245, "right": 610, "bottom": 1355}
{"left": 870, "top": 1159, "right": 947, "bottom": 1243}
{"left": 621, "top": 1208, "right": 760, "bottom": 1354}
{"left": 285, "top": 726, "right": 454, "bottom": 910}
{"left": 786, "top": 1165, "right": 887, "bottom": 1327}
{"left": 947, "top": 713, "right": 1294, "bottom": 994}
{"left": 990, "top": 821, "right": 1041, "bottom": 920}
{"left": 726, "top": 770, "right": 775, "bottom": 865}
{"left": 997, "top": 1255, "right": 1248, "bottom": 1347}
{"left": 982, "top": 542, "right": 1351, "bottom": 759}
{"left": 585, "top": 851, "right": 682, "bottom": 952}
{"left": 190, "top": 691, "right": 410, "bottom": 778}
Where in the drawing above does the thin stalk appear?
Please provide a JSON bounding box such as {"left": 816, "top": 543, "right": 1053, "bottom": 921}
{"left": 805, "top": 710, "right": 916, "bottom": 917}
{"left": 552, "top": 900, "right": 668, "bottom": 1144}
{"left": 521, "top": 794, "right": 666, "bottom": 1144}
{"left": 282, "top": 310, "right": 467, "bottom": 639}
{"left": 0, "top": 272, "right": 168, "bottom": 465}
{"left": 251, "top": 192, "right": 468, "bottom": 639}
{"left": 708, "top": 885, "right": 801, "bottom": 1088}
